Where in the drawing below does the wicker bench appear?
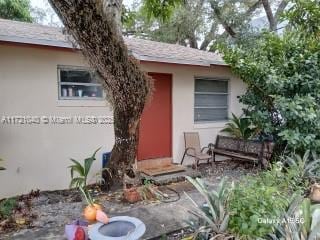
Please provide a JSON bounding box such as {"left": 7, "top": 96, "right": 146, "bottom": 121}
{"left": 210, "top": 135, "right": 274, "bottom": 167}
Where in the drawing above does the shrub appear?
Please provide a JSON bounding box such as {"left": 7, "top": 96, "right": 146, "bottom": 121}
{"left": 228, "top": 164, "right": 295, "bottom": 239}
{"left": 228, "top": 150, "right": 320, "bottom": 239}
{"left": 221, "top": 1, "right": 320, "bottom": 154}
{"left": 0, "top": 198, "right": 17, "bottom": 218}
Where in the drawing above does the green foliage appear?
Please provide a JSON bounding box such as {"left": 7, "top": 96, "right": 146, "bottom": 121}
{"left": 228, "top": 163, "right": 299, "bottom": 239}
{"left": 283, "top": 150, "right": 320, "bottom": 183}
{"left": 0, "top": 0, "right": 33, "bottom": 22}
{"left": 121, "top": 4, "right": 137, "bottom": 30}
{"left": 140, "top": 0, "right": 183, "bottom": 22}
{"left": 269, "top": 197, "right": 320, "bottom": 240}
{"left": 69, "top": 148, "right": 100, "bottom": 189}
{"left": 221, "top": 113, "right": 258, "bottom": 140}
{"left": 0, "top": 158, "right": 5, "bottom": 171}
{"left": 185, "top": 177, "right": 232, "bottom": 239}
{"left": 221, "top": 2, "right": 320, "bottom": 153}
{"left": 0, "top": 198, "right": 17, "bottom": 218}
{"left": 286, "top": 0, "right": 320, "bottom": 36}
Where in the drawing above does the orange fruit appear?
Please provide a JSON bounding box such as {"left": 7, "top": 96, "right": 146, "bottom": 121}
{"left": 83, "top": 203, "right": 103, "bottom": 222}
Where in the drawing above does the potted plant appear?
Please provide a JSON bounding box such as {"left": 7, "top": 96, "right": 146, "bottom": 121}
{"left": 123, "top": 187, "right": 141, "bottom": 203}
{"left": 123, "top": 170, "right": 141, "bottom": 203}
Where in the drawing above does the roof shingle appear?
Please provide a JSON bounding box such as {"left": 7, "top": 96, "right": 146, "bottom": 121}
{"left": 0, "top": 18, "right": 226, "bottom": 66}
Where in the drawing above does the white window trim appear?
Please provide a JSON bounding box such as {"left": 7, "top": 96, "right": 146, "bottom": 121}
{"left": 194, "top": 76, "right": 230, "bottom": 124}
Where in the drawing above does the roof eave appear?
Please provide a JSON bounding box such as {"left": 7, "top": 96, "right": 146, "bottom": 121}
{"left": 0, "top": 35, "right": 73, "bottom": 49}
{"left": 0, "top": 35, "right": 228, "bottom": 67}
{"left": 135, "top": 54, "right": 227, "bottom": 67}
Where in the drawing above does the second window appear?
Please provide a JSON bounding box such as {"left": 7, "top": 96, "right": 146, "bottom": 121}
{"left": 194, "top": 77, "right": 229, "bottom": 122}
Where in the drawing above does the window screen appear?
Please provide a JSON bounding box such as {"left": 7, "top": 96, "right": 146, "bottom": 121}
{"left": 194, "top": 78, "right": 229, "bottom": 122}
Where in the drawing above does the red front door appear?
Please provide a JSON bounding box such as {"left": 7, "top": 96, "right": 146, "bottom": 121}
{"left": 137, "top": 73, "right": 172, "bottom": 160}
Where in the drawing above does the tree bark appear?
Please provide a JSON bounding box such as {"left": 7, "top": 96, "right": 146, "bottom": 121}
{"left": 200, "top": 22, "right": 217, "bottom": 50}
{"left": 262, "top": 0, "right": 277, "bottom": 30}
{"left": 49, "top": 0, "right": 153, "bottom": 184}
{"left": 274, "top": 0, "right": 289, "bottom": 26}
{"left": 102, "top": 0, "right": 123, "bottom": 36}
{"left": 262, "top": 0, "right": 288, "bottom": 31}
{"left": 188, "top": 33, "right": 198, "bottom": 49}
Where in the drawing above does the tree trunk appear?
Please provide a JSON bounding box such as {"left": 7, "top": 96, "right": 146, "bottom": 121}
{"left": 108, "top": 109, "right": 140, "bottom": 178}
{"left": 262, "top": 0, "right": 277, "bottom": 31}
{"left": 102, "top": 0, "right": 123, "bottom": 36}
{"left": 49, "top": 0, "right": 153, "bottom": 186}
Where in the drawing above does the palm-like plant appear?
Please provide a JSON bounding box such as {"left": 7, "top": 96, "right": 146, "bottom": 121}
{"left": 69, "top": 148, "right": 101, "bottom": 189}
{"left": 221, "top": 113, "right": 258, "bottom": 140}
{"left": 0, "top": 158, "right": 5, "bottom": 170}
{"left": 283, "top": 150, "right": 320, "bottom": 182}
{"left": 185, "top": 177, "right": 233, "bottom": 239}
{"left": 268, "top": 197, "right": 320, "bottom": 240}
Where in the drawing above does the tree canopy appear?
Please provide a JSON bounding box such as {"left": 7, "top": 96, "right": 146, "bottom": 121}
{"left": 123, "top": 0, "right": 290, "bottom": 50}
{"left": 0, "top": 0, "right": 33, "bottom": 22}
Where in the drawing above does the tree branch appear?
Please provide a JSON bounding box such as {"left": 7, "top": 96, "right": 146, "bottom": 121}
{"left": 246, "top": 0, "right": 262, "bottom": 16}
{"left": 200, "top": 22, "right": 216, "bottom": 50}
{"left": 274, "top": 0, "right": 289, "bottom": 24}
{"left": 201, "top": 1, "right": 261, "bottom": 49}
{"left": 262, "top": 0, "right": 276, "bottom": 30}
{"left": 209, "top": 0, "right": 237, "bottom": 38}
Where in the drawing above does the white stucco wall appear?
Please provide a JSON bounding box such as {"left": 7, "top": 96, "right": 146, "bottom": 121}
{"left": 0, "top": 44, "right": 246, "bottom": 198}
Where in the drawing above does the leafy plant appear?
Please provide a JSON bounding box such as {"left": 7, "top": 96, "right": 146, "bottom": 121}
{"left": 0, "top": 158, "right": 5, "bottom": 170}
{"left": 228, "top": 164, "right": 294, "bottom": 239}
{"left": 283, "top": 150, "right": 320, "bottom": 183}
{"left": 0, "top": 0, "right": 33, "bottom": 22}
{"left": 221, "top": 1, "right": 320, "bottom": 154}
{"left": 185, "top": 177, "right": 233, "bottom": 239}
{"left": 268, "top": 197, "right": 320, "bottom": 240}
{"left": 69, "top": 148, "right": 101, "bottom": 189}
{"left": 0, "top": 197, "right": 17, "bottom": 218}
{"left": 221, "top": 113, "right": 258, "bottom": 140}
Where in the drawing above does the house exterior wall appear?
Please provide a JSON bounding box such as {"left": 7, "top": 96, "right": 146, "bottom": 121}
{"left": 140, "top": 62, "right": 246, "bottom": 166}
{"left": 0, "top": 44, "right": 246, "bottom": 198}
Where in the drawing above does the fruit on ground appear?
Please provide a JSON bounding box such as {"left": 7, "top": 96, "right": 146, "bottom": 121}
{"left": 83, "top": 204, "right": 102, "bottom": 222}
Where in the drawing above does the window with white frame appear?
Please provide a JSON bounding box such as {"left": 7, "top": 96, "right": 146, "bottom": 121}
{"left": 194, "top": 77, "right": 229, "bottom": 122}
{"left": 58, "top": 66, "right": 104, "bottom": 100}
